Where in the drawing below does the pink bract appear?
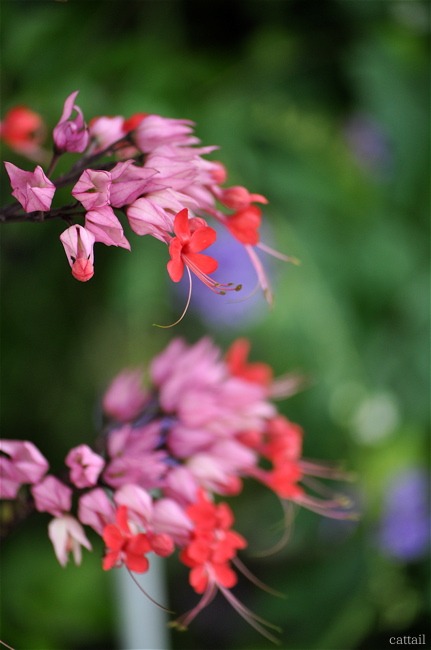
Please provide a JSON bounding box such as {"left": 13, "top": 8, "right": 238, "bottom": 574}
{"left": 4, "top": 162, "right": 55, "bottom": 212}
{"left": 31, "top": 475, "right": 72, "bottom": 516}
{"left": 0, "top": 439, "right": 49, "bottom": 499}
{"left": 53, "top": 90, "right": 89, "bottom": 153}
{"left": 60, "top": 224, "right": 95, "bottom": 281}
{"left": 65, "top": 444, "right": 105, "bottom": 489}
{"left": 102, "top": 368, "right": 149, "bottom": 422}
{"left": 48, "top": 515, "right": 92, "bottom": 567}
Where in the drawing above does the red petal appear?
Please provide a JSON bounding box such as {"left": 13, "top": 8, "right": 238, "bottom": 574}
{"left": 188, "top": 226, "right": 217, "bottom": 253}
{"left": 71, "top": 258, "right": 94, "bottom": 282}
{"left": 116, "top": 505, "right": 131, "bottom": 535}
{"left": 123, "top": 113, "right": 148, "bottom": 132}
{"left": 184, "top": 252, "right": 218, "bottom": 275}
{"left": 102, "top": 550, "right": 120, "bottom": 570}
{"left": 173, "top": 208, "right": 191, "bottom": 241}
{"left": 187, "top": 537, "right": 212, "bottom": 564}
{"left": 125, "top": 552, "right": 149, "bottom": 573}
{"left": 167, "top": 257, "right": 185, "bottom": 282}
{"left": 213, "top": 563, "right": 237, "bottom": 589}
{"left": 227, "top": 206, "right": 262, "bottom": 245}
{"left": 215, "top": 503, "right": 234, "bottom": 529}
{"left": 150, "top": 533, "right": 174, "bottom": 557}
{"left": 225, "top": 339, "right": 250, "bottom": 374}
{"left": 189, "top": 565, "right": 209, "bottom": 594}
{"left": 224, "top": 530, "right": 247, "bottom": 550}
{"left": 126, "top": 533, "right": 152, "bottom": 555}
{"left": 103, "top": 524, "right": 124, "bottom": 551}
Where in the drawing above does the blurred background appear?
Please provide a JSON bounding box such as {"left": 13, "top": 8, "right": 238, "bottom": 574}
{"left": 0, "top": 1, "right": 429, "bottom": 649}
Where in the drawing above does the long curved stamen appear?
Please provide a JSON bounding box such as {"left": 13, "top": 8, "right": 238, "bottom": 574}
{"left": 245, "top": 244, "right": 273, "bottom": 306}
{"left": 293, "top": 490, "right": 358, "bottom": 520}
{"left": 218, "top": 584, "right": 282, "bottom": 645}
{"left": 232, "top": 557, "right": 285, "bottom": 598}
{"left": 300, "top": 460, "right": 356, "bottom": 481}
{"left": 226, "top": 280, "right": 261, "bottom": 304}
{"left": 270, "top": 373, "right": 309, "bottom": 399}
{"left": 184, "top": 255, "right": 242, "bottom": 295}
{"left": 172, "top": 582, "right": 218, "bottom": 630}
{"left": 251, "top": 500, "right": 296, "bottom": 558}
{"left": 257, "top": 241, "right": 301, "bottom": 265}
{"left": 127, "top": 568, "right": 174, "bottom": 613}
{"left": 153, "top": 267, "right": 193, "bottom": 329}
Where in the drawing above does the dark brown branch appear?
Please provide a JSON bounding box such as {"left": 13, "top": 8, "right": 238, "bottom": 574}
{"left": 0, "top": 132, "right": 142, "bottom": 224}
{"left": 0, "top": 202, "right": 85, "bottom": 224}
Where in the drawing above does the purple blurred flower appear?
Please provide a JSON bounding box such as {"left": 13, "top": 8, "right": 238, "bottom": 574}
{"left": 344, "top": 114, "right": 391, "bottom": 173}
{"left": 378, "top": 468, "right": 430, "bottom": 561}
{"left": 173, "top": 225, "right": 274, "bottom": 329}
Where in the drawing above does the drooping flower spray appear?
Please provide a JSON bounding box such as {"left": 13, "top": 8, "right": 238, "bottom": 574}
{"left": 1, "top": 91, "right": 298, "bottom": 320}
{"left": 0, "top": 337, "right": 356, "bottom": 641}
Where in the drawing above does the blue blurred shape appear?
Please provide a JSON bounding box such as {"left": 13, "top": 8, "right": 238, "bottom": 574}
{"left": 378, "top": 468, "right": 430, "bottom": 561}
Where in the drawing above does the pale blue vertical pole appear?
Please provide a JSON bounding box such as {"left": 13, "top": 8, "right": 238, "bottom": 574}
{"left": 115, "top": 555, "right": 170, "bottom": 650}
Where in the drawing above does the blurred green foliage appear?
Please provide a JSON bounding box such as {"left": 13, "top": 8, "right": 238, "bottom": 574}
{"left": 1, "top": 1, "right": 429, "bottom": 649}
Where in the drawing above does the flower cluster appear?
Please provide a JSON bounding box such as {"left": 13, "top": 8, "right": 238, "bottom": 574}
{"left": 0, "top": 337, "right": 354, "bottom": 639}
{"left": 1, "top": 92, "right": 297, "bottom": 313}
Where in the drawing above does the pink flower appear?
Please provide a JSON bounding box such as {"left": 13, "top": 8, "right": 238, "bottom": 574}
{"left": 65, "top": 444, "right": 105, "bottom": 489}
{"left": 163, "top": 466, "right": 200, "bottom": 506}
{"left": 102, "top": 368, "right": 149, "bottom": 422}
{"left": 103, "top": 422, "right": 167, "bottom": 490}
{"left": 114, "top": 484, "right": 154, "bottom": 524}
{"left": 31, "top": 475, "right": 72, "bottom": 516}
{"left": 126, "top": 188, "right": 195, "bottom": 240}
{"left": 150, "top": 338, "right": 273, "bottom": 435}
{"left": 4, "top": 162, "right": 55, "bottom": 212}
{"left": 53, "top": 90, "right": 89, "bottom": 153}
{"left": 60, "top": 224, "right": 95, "bottom": 282}
{"left": 72, "top": 169, "right": 111, "bottom": 210}
{"left": 186, "top": 440, "right": 257, "bottom": 496}
{"left": 109, "top": 161, "right": 158, "bottom": 208}
{"left": 88, "top": 115, "right": 125, "bottom": 153}
{"left": 152, "top": 498, "right": 193, "bottom": 546}
{"left": 143, "top": 151, "right": 197, "bottom": 191}
{"left": 48, "top": 515, "right": 92, "bottom": 567}
{"left": 150, "top": 337, "right": 224, "bottom": 409}
{"left": 78, "top": 488, "right": 116, "bottom": 535}
{"left": 132, "top": 115, "right": 198, "bottom": 153}
{"left": 0, "top": 439, "right": 49, "bottom": 499}
{"left": 85, "top": 206, "right": 130, "bottom": 249}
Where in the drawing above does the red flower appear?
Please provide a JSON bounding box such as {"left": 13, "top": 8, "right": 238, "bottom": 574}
{"left": 122, "top": 113, "right": 149, "bottom": 133}
{"left": 0, "top": 106, "right": 45, "bottom": 154}
{"left": 265, "top": 461, "right": 304, "bottom": 500}
{"left": 226, "top": 338, "right": 273, "bottom": 387}
{"left": 167, "top": 208, "right": 218, "bottom": 284}
{"left": 226, "top": 205, "right": 262, "bottom": 245}
{"left": 180, "top": 490, "right": 246, "bottom": 594}
{"left": 102, "top": 505, "right": 151, "bottom": 573}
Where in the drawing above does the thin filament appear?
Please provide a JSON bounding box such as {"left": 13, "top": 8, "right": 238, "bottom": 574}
{"left": 127, "top": 568, "right": 174, "bottom": 614}
{"left": 153, "top": 267, "right": 193, "bottom": 328}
